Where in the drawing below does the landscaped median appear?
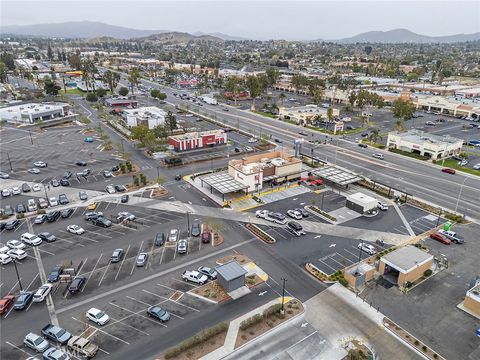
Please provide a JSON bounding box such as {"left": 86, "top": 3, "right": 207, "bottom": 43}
{"left": 305, "top": 263, "right": 348, "bottom": 286}
{"left": 305, "top": 205, "right": 337, "bottom": 223}
{"left": 245, "top": 223, "right": 276, "bottom": 244}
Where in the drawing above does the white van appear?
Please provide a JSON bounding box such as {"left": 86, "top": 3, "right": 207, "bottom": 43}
{"left": 358, "top": 242, "right": 377, "bottom": 255}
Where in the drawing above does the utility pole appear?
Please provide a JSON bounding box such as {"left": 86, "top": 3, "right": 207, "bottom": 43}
{"left": 6, "top": 152, "right": 13, "bottom": 171}
{"left": 29, "top": 131, "right": 34, "bottom": 145}
{"left": 281, "top": 278, "right": 287, "bottom": 315}
{"left": 156, "top": 166, "right": 160, "bottom": 181}
{"left": 13, "top": 259, "right": 23, "bottom": 291}
{"left": 186, "top": 211, "right": 191, "bottom": 237}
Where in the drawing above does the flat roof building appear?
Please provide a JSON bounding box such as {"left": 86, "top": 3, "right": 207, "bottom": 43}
{"left": 103, "top": 97, "right": 138, "bottom": 108}
{"left": 168, "top": 129, "right": 227, "bottom": 152}
{"left": 0, "top": 102, "right": 72, "bottom": 124}
{"left": 122, "top": 106, "right": 166, "bottom": 130}
{"left": 379, "top": 246, "right": 433, "bottom": 288}
{"left": 462, "top": 279, "right": 480, "bottom": 318}
{"left": 387, "top": 129, "right": 463, "bottom": 160}
{"left": 278, "top": 104, "right": 340, "bottom": 125}
{"left": 346, "top": 192, "right": 377, "bottom": 214}
{"left": 216, "top": 261, "right": 247, "bottom": 293}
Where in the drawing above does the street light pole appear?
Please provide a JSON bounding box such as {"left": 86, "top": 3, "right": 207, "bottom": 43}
{"left": 13, "top": 259, "right": 23, "bottom": 291}
{"left": 454, "top": 177, "right": 468, "bottom": 214}
{"left": 281, "top": 278, "right": 287, "bottom": 314}
{"left": 186, "top": 211, "right": 191, "bottom": 237}
{"left": 6, "top": 152, "right": 13, "bottom": 171}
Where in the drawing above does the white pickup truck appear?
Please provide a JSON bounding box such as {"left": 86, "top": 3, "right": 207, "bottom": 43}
{"left": 182, "top": 270, "right": 208, "bottom": 285}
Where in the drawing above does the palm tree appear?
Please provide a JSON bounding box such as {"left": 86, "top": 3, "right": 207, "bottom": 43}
{"left": 128, "top": 68, "right": 140, "bottom": 95}
{"left": 279, "top": 92, "right": 286, "bottom": 106}
{"left": 394, "top": 119, "right": 405, "bottom": 132}
{"left": 369, "top": 128, "right": 381, "bottom": 143}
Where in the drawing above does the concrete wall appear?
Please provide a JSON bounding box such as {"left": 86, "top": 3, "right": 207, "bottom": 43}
{"left": 464, "top": 294, "right": 480, "bottom": 316}
{"left": 398, "top": 260, "right": 432, "bottom": 287}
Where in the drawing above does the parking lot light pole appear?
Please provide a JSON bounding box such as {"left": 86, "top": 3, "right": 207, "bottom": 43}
{"left": 13, "top": 259, "right": 23, "bottom": 292}
{"left": 281, "top": 278, "right": 287, "bottom": 315}
{"left": 6, "top": 152, "right": 13, "bottom": 171}
{"left": 186, "top": 211, "right": 191, "bottom": 237}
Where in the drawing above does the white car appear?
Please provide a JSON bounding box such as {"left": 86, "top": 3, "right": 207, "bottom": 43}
{"left": 117, "top": 212, "right": 135, "bottom": 221}
{"left": 33, "top": 161, "right": 47, "bottom": 167}
{"left": 377, "top": 202, "right": 388, "bottom": 211}
{"left": 21, "top": 232, "right": 42, "bottom": 246}
{"left": 169, "top": 228, "right": 179, "bottom": 242}
{"left": 358, "top": 242, "right": 377, "bottom": 255}
{"left": 27, "top": 199, "right": 38, "bottom": 212}
{"left": 0, "top": 172, "right": 9, "bottom": 179}
{"left": 12, "top": 186, "right": 21, "bottom": 195}
{"left": 0, "top": 253, "right": 12, "bottom": 265}
{"left": 255, "top": 210, "right": 269, "bottom": 219}
{"left": 287, "top": 209, "right": 302, "bottom": 220}
{"left": 7, "top": 239, "right": 26, "bottom": 250}
{"left": 32, "top": 184, "right": 41, "bottom": 192}
{"left": 86, "top": 308, "right": 110, "bottom": 325}
{"left": 473, "top": 163, "right": 480, "bottom": 170}
{"left": 28, "top": 168, "right": 40, "bottom": 174}
{"left": 1, "top": 188, "right": 11, "bottom": 197}
{"left": 49, "top": 197, "right": 58, "bottom": 207}
{"left": 105, "top": 185, "right": 116, "bottom": 194}
{"left": 458, "top": 160, "right": 468, "bottom": 166}
{"left": 245, "top": 146, "right": 254, "bottom": 152}
{"left": 248, "top": 137, "right": 257, "bottom": 143}
{"left": 7, "top": 249, "right": 27, "bottom": 260}
{"left": 33, "top": 284, "right": 53, "bottom": 302}
{"left": 67, "top": 225, "right": 85, "bottom": 235}
{"left": 372, "top": 153, "right": 384, "bottom": 160}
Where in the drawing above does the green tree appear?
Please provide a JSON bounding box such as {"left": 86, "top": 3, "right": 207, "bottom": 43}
{"left": 225, "top": 76, "right": 242, "bottom": 106}
{"left": 127, "top": 68, "right": 140, "bottom": 95}
{"left": 85, "top": 92, "right": 98, "bottom": 102}
{"left": 406, "top": 72, "right": 419, "bottom": 82}
{"left": 153, "top": 124, "right": 168, "bottom": 139}
{"left": 291, "top": 74, "right": 308, "bottom": 94}
{"left": 364, "top": 46, "right": 373, "bottom": 56}
{"left": 130, "top": 125, "right": 150, "bottom": 142}
{"left": 44, "top": 79, "right": 61, "bottom": 95}
{"left": 368, "top": 128, "right": 381, "bottom": 143}
{"left": 0, "top": 62, "right": 8, "bottom": 83}
{"left": 392, "top": 98, "right": 416, "bottom": 121}
{"left": 103, "top": 70, "right": 120, "bottom": 93}
{"left": 157, "top": 92, "right": 167, "bottom": 101}
{"left": 165, "top": 111, "right": 177, "bottom": 134}
{"left": 246, "top": 75, "right": 262, "bottom": 110}
{"left": 265, "top": 68, "right": 280, "bottom": 88}
{"left": 279, "top": 92, "right": 286, "bottom": 106}
{"left": 119, "top": 87, "right": 129, "bottom": 96}
{"left": 95, "top": 88, "right": 107, "bottom": 97}
{"left": 348, "top": 92, "right": 357, "bottom": 107}
{"left": 47, "top": 44, "right": 53, "bottom": 60}
{"left": 68, "top": 54, "right": 81, "bottom": 70}
{"left": 326, "top": 107, "right": 334, "bottom": 122}
{"left": 394, "top": 119, "right": 405, "bottom": 132}
{"left": 0, "top": 53, "right": 15, "bottom": 70}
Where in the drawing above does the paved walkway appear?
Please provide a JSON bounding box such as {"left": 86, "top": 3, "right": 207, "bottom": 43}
{"left": 393, "top": 202, "right": 416, "bottom": 236}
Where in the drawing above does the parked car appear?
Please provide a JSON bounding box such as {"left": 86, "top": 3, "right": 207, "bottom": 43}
{"left": 0, "top": 253, "right": 12, "bottom": 265}
{"left": 177, "top": 239, "right": 188, "bottom": 254}
{"left": 42, "top": 324, "right": 72, "bottom": 345}
{"left": 13, "top": 291, "right": 33, "bottom": 310}
{"left": 38, "top": 198, "right": 49, "bottom": 209}
{"left": 67, "top": 336, "right": 98, "bottom": 358}
{"left": 2, "top": 188, "right": 12, "bottom": 197}
{"left": 68, "top": 276, "right": 86, "bottom": 294}
{"left": 43, "top": 347, "right": 71, "bottom": 360}
{"left": 22, "top": 183, "right": 31, "bottom": 192}
{"left": 255, "top": 209, "right": 269, "bottom": 219}
{"left": 5, "top": 219, "right": 20, "bottom": 230}
{"left": 430, "top": 232, "right": 452, "bottom": 245}
{"left": 287, "top": 209, "right": 302, "bottom": 220}
{"left": 48, "top": 197, "right": 58, "bottom": 207}
{"left": 147, "top": 306, "right": 171, "bottom": 322}
{"left": 12, "top": 186, "right": 21, "bottom": 195}
{"left": 117, "top": 212, "right": 135, "bottom": 221}
{"left": 60, "top": 178, "right": 70, "bottom": 187}
{"left": 92, "top": 217, "right": 112, "bottom": 228}
{"left": 438, "top": 229, "right": 464, "bottom": 244}
{"left": 27, "top": 199, "right": 38, "bottom": 212}
{"left": 21, "top": 232, "right": 42, "bottom": 246}
{"left": 85, "top": 211, "right": 104, "bottom": 221}
{"left": 441, "top": 168, "right": 456, "bottom": 174}
{"left": 38, "top": 232, "right": 56, "bottom": 242}
{"left": 266, "top": 212, "right": 287, "bottom": 225}
{"left": 58, "top": 194, "right": 69, "bottom": 205}
{"left": 7, "top": 239, "right": 25, "bottom": 250}
{"left": 63, "top": 171, "right": 73, "bottom": 179}
{"left": 110, "top": 249, "right": 124, "bottom": 263}
{"left": 86, "top": 308, "right": 110, "bottom": 326}
{"left": 7, "top": 249, "right": 27, "bottom": 260}
{"left": 46, "top": 211, "right": 61, "bottom": 222}
{"left": 182, "top": 270, "right": 208, "bottom": 285}
{"left": 201, "top": 231, "right": 211, "bottom": 243}
{"left": 105, "top": 185, "right": 115, "bottom": 194}
{"left": 67, "top": 225, "right": 85, "bottom": 235}
{"left": 286, "top": 221, "right": 306, "bottom": 236}
{"left": 16, "top": 203, "right": 26, "bottom": 214}
{"left": 23, "top": 332, "right": 49, "bottom": 352}
{"left": 169, "top": 228, "right": 179, "bottom": 242}
{"left": 76, "top": 161, "right": 87, "bottom": 166}
{"left": 0, "top": 295, "right": 15, "bottom": 315}
{"left": 61, "top": 208, "right": 74, "bottom": 218}
{"left": 48, "top": 265, "right": 63, "bottom": 283}
{"left": 79, "top": 191, "right": 88, "bottom": 201}
{"left": 136, "top": 252, "right": 148, "bottom": 266}
{"left": 3, "top": 204, "right": 14, "bottom": 216}
{"left": 121, "top": 194, "right": 129, "bottom": 203}
{"left": 114, "top": 184, "right": 126, "bottom": 192}
{"left": 154, "top": 233, "right": 165, "bottom": 246}
{"left": 32, "top": 183, "right": 41, "bottom": 192}
{"left": 50, "top": 179, "right": 60, "bottom": 187}
{"left": 0, "top": 171, "right": 9, "bottom": 179}
{"left": 102, "top": 170, "right": 113, "bottom": 178}
{"left": 87, "top": 202, "right": 97, "bottom": 210}
{"left": 198, "top": 266, "right": 217, "bottom": 280}
{"left": 191, "top": 223, "right": 201, "bottom": 237}
{"left": 377, "top": 202, "right": 388, "bottom": 211}
{"left": 33, "top": 161, "right": 47, "bottom": 167}
{"left": 294, "top": 208, "right": 309, "bottom": 218}
{"left": 33, "top": 284, "right": 53, "bottom": 302}
{"left": 357, "top": 242, "right": 377, "bottom": 255}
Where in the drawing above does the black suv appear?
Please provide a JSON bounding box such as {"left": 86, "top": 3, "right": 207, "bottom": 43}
{"left": 58, "top": 194, "right": 69, "bottom": 205}
{"left": 46, "top": 211, "right": 61, "bottom": 222}
{"left": 154, "top": 233, "right": 165, "bottom": 246}
{"left": 68, "top": 276, "right": 86, "bottom": 294}
{"left": 5, "top": 219, "right": 20, "bottom": 230}
{"left": 92, "top": 217, "right": 112, "bottom": 228}
{"left": 114, "top": 185, "right": 125, "bottom": 192}
{"left": 22, "top": 183, "right": 31, "bottom": 192}
{"left": 60, "top": 178, "right": 70, "bottom": 187}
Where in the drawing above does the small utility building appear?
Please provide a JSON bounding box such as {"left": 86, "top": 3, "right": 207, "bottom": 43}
{"left": 379, "top": 246, "right": 433, "bottom": 287}
{"left": 216, "top": 261, "right": 247, "bottom": 293}
{"left": 346, "top": 192, "right": 377, "bottom": 214}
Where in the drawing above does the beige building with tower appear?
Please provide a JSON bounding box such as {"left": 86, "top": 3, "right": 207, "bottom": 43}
{"left": 379, "top": 246, "right": 433, "bottom": 288}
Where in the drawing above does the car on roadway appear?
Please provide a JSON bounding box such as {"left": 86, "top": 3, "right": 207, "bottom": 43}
{"left": 48, "top": 265, "right": 63, "bottom": 283}
{"left": 67, "top": 336, "right": 98, "bottom": 358}
{"left": 372, "top": 153, "right": 384, "bottom": 160}
{"left": 86, "top": 307, "right": 110, "bottom": 325}
{"left": 0, "top": 295, "right": 15, "bottom": 315}
{"left": 198, "top": 266, "right": 217, "bottom": 280}
{"left": 136, "top": 252, "right": 148, "bottom": 266}
{"left": 46, "top": 211, "right": 61, "bottom": 222}
{"left": 358, "top": 143, "right": 367, "bottom": 148}
{"left": 182, "top": 270, "right": 208, "bottom": 285}
{"left": 430, "top": 232, "right": 452, "bottom": 245}
{"left": 13, "top": 291, "right": 33, "bottom": 310}
{"left": 377, "top": 202, "right": 388, "bottom": 211}
{"left": 32, "top": 183, "right": 41, "bottom": 192}
{"left": 0, "top": 253, "right": 12, "bottom": 265}
{"left": 473, "top": 163, "right": 480, "bottom": 170}
{"left": 110, "top": 249, "right": 125, "bottom": 263}
{"left": 33, "top": 161, "right": 47, "bottom": 167}
{"left": 23, "top": 332, "right": 50, "bottom": 352}
{"left": 169, "top": 228, "right": 179, "bottom": 242}
{"left": 117, "top": 212, "right": 135, "bottom": 221}
{"left": 79, "top": 191, "right": 88, "bottom": 201}
{"left": 177, "top": 239, "right": 188, "bottom": 254}
{"left": 5, "top": 219, "right": 20, "bottom": 230}
{"left": 7, "top": 239, "right": 26, "bottom": 250}
{"left": 147, "top": 306, "right": 171, "bottom": 322}
{"left": 87, "top": 202, "right": 97, "bottom": 210}
{"left": 357, "top": 242, "right": 377, "bottom": 255}
{"left": 21, "top": 232, "right": 42, "bottom": 246}
{"left": 105, "top": 185, "right": 116, "bottom": 194}
{"left": 33, "top": 284, "right": 53, "bottom": 302}
{"left": 248, "top": 137, "right": 257, "bottom": 143}
{"left": 191, "top": 223, "right": 201, "bottom": 237}
{"left": 43, "top": 347, "right": 71, "bottom": 360}
{"left": 49, "top": 197, "right": 58, "bottom": 207}
{"left": 85, "top": 211, "right": 104, "bottom": 221}
{"left": 76, "top": 161, "right": 87, "bottom": 166}
{"left": 68, "top": 276, "right": 86, "bottom": 294}
{"left": 274, "top": 138, "right": 283, "bottom": 143}
{"left": 441, "top": 168, "right": 456, "bottom": 174}
{"left": 67, "top": 225, "right": 85, "bottom": 235}
{"left": 61, "top": 208, "right": 74, "bottom": 218}
{"left": 287, "top": 209, "right": 302, "bottom": 220}
{"left": 38, "top": 232, "right": 56, "bottom": 242}
{"left": 7, "top": 248, "right": 27, "bottom": 260}
{"left": 28, "top": 168, "right": 40, "bottom": 174}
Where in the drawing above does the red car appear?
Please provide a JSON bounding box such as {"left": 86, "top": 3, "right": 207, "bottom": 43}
{"left": 0, "top": 295, "right": 15, "bottom": 315}
{"left": 430, "top": 232, "right": 451, "bottom": 245}
{"left": 441, "top": 168, "right": 456, "bottom": 174}
{"left": 201, "top": 231, "right": 211, "bottom": 244}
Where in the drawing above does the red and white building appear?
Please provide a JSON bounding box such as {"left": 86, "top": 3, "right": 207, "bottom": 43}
{"left": 168, "top": 130, "right": 227, "bottom": 152}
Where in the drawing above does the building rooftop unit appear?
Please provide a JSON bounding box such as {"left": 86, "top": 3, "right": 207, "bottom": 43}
{"left": 390, "top": 129, "right": 463, "bottom": 145}
{"left": 169, "top": 129, "right": 225, "bottom": 141}
{"left": 0, "top": 102, "right": 66, "bottom": 115}
{"left": 123, "top": 106, "right": 166, "bottom": 120}
{"left": 230, "top": 151, "right": 301, "bottom": 175}
{"left": 381, "top": 246, "right": 433, "bottom": 274}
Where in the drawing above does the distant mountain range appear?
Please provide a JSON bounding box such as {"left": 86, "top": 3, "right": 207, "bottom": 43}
{"left": 1, "top": 22, "right": 479, "bottom": 43}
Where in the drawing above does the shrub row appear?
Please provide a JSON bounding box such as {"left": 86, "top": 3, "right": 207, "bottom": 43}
{"left": 306, "top": 205, "right": 337, "bottom": 222}
{"left": 164, "top": 322, "right": 228, "bottom": 359}
{"left": 245, "top": 224, "right": 276, "bottom": 244}
{"left": 239, "top": 314, "right": 263, "bottom": 331}
{"left": 375, "top": 247, "right": 396, "bottom": 260}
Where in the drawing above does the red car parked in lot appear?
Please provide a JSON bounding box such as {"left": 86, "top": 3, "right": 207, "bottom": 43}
{"left": 0, "top": 295, "right": 15, "bottom": 315}
{"left": 441, "top": 168, "right": 456, "bottom": 174}
{"left": 430, "top": 232, "right": 451, "bottom": 245}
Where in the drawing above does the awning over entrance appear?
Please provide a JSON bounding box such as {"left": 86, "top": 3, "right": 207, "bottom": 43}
{"left": 312, "top": 166, "right": 362, "bottom": 186}
{"left": 199, "top": 172, "right": 249, "bottom": 200}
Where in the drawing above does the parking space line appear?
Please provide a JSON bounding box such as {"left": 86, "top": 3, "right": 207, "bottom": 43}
{"left": 82, "top": 254, "right": 102, "bottom": 291}
{"left": 109, "top": 315, "right": 150, "bottom": 335}
{"left": 85, "top": 230, "right": 112, "bottom": 239}
{"left": 6, "top": 280, "right": 21, "bottom": 295}
{"left": 25, "top": 273, "right": 40, "bottom": 291}
{"left": 334, "top": 252, "right": 355, "bottom": 265}
{"left": 130, "top": 241, "right": 144, "bottom": 275}
{"left": 143, "top": 289, "right": 200, "bottom": 312}
{"left": 72, "top": 317, "right": 130, "bottom": 344}
{"left": 343, "top": 248, "right": 360, "bottom": 260}
{"left": 115, "top": 244, "right": 130, "bottom": 281}
{"left": 109, "top": 302, "right": 167, "bottom": 327}
{"left": 318, "top": 260, "right": 337, "bottom": 273}
{"left": 172, "top": 278, "right": 198, "bottom": 288}
{"left": 38, "top": 247, "right": 55, "bottom": 256}
{"left": 6, "top": 341, "right": 34, "bottom": 357}
{"left": 156, "top": 283, "right": 177, "bottom": 292}
{"left": 98, "top": 261, "right": 111, "bottom": 287}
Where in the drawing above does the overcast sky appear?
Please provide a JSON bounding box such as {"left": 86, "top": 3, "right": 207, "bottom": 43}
{"left": 2, "top": 1, "right": 479, "bottom": 40}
